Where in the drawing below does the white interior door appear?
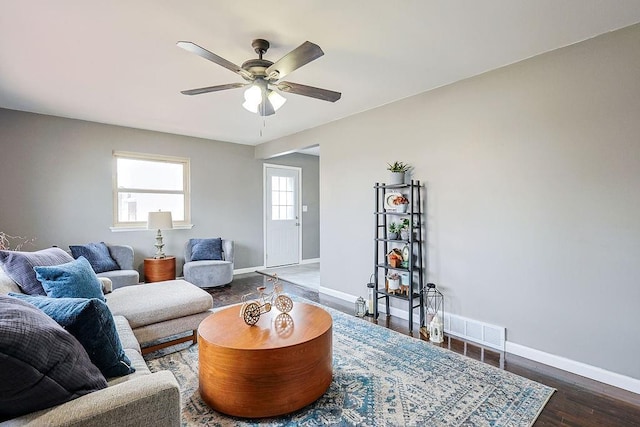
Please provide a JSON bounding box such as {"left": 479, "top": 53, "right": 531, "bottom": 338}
{"left": 264, "top": 165, "right": 301, "bottom": 267}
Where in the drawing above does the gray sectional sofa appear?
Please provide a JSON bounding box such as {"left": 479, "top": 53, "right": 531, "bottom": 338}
{"left": 0, "top": 267, "right": 214, "bottom": 426}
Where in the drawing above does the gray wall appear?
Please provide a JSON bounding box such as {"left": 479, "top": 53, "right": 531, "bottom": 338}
{"left": 0, "top": 109, "right": 319, "bottom": 275}
{"left": 258, "top": 24, "right": 640, "bottom": 379}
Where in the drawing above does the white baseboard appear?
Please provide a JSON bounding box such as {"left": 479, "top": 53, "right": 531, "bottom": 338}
{"left": 301, "top": 258, "right": 320, "bottom": 264}
{"left": 233, "top": 266, "right": 264, "bottom": 275}
{"left": 318, "top": 288, "right": 640, "bottom": 395}
{"left": 318, "top": 288, "right": 420, "bottom": 323}
{"left": 319, "top": 286, "right": 357, "bottom": 303}
{"left": 506, "top": 342, "right": 640, "bottom": 395}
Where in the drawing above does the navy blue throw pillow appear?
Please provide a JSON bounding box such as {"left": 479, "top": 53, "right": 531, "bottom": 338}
{"left": 190, "top": 238, "right": 223, "bottom": 261}
{"left": 0, "top": 295, "right": 107, "bottom": 418}
{"left": 69, "top": 242, "right": 120, "bottom": 273}
{"left": 9, "top": 294, "right": 135, "bottom": 378}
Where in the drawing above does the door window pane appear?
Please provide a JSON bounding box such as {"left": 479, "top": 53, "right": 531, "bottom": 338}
{"left": 271, "top": 176, "right": 295, "bottom": 221}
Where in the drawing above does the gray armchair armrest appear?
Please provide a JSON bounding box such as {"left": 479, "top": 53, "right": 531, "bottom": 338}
{"left": 222, "top": 239, "right": 234, "bottom": 265}
{"left": 107, "top": 245, "right": 135, "bottom": 270}
{"left": 2, "top": 371, "right": 180, "bottom": 427}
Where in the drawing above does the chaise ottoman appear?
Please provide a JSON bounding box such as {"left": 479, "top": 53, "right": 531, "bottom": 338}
{"left": 106, "top": 279, "right": 213, "bottom": 354}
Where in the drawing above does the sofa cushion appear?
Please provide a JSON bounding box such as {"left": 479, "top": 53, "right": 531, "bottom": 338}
{"left": 190, "top": 238, "right": 223, "bottom": 261}
{"left": 0, "top": 247, "right": 74, "bottom": 295}
{"left": 0, "top": 295, "right": 107, "bottom": 419}
{"left": 97, "top": 269, "right": 140, "bottom": 290}
{"left": 107, "top": 349, "right": 151, "bottom": 387}
{"left": 34, "top": 256, "right": 105, "bottom": 302}
{"left": 69, "top": 242, "right": 120, "bottom": 273}
{"left": 8, "top": 294, "right": 134, "bottom": 378}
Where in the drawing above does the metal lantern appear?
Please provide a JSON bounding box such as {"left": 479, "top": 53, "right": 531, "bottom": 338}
{"left": 355, "top": 297, "right": 367, "bottom": 317}
{"left": 424, "top": 283, "right": 444, "bottom": 340}
{"left": 429, "top": 314, "right": 444, "bottom": 343}
{"left": 366, "top": 281, "right": 375, "bottom": 316}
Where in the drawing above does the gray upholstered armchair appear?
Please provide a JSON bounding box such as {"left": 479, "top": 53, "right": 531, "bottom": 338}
{"left": 183, "top": 239, "right": 234, "bottom": 288}
{"left": 98, "top": 244, "right": 140, "bottom": 289}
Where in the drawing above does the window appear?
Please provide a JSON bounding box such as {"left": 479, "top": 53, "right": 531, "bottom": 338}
{"left": 113, "top": 151, "right": 190, "bottom": 228}
{"left": 271, "top": 176, "right": 295, "bottom": 220}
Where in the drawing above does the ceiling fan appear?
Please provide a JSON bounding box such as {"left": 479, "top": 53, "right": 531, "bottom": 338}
{"left": 177, "top": 39, "right": 342, "bottom": 116}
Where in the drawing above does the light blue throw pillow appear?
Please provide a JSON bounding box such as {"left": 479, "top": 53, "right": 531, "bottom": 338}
{"left": 8, "top": 294, "right": 135, "bottom": 378}
{"left": 34, "top": 256, "right": 105, "bottom": 302}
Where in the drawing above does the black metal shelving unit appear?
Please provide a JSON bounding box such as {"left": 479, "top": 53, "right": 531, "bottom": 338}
{"left": 373, "top": 180, "right": 424, "bottom": 332}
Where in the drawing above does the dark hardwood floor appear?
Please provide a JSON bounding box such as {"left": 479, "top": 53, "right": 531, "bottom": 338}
{"left": 203, "top": 273, "right": 640, "bottom": 426}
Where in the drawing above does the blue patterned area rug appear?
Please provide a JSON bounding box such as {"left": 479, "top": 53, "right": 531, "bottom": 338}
{"left": 147, "top": 302, "right": 554, "bottom": 426}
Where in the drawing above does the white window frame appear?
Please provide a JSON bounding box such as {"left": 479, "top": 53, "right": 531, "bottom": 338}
{"left": 111, "top": 151, "right": 192, "bottom": 231}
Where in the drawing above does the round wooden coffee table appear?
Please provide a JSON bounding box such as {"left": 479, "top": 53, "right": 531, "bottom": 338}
{"left": 198, "top": 302, "right": 333, "bottom": 418}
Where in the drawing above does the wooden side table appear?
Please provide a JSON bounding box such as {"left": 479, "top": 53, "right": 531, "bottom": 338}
{"left": 144, "top": 256, "right": 176, "bottom": 283}
{"left": 198, "top": 302, "right": 333, "bottom": 418}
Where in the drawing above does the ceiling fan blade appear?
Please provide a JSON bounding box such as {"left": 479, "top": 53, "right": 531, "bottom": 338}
{"left": 276, "top": 81, "right": 341, "bottom": 102}
{"left": 177, "top": 41, "right": 254, "bottom": 80}
{"left": 265, "top": 41, "right": 324, "bottom": 81}
{"left": 180, "top": 83, "right": 247, "bottom": 96}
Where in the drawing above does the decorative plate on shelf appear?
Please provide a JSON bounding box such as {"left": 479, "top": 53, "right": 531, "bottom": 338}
{"left": 384, "top": 192, "right": 403, "bottom": 210}
{"left": 402, "top": 245, "right": 411, "bottom": 261}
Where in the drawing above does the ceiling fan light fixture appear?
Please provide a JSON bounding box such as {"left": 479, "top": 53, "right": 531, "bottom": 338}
{"left": 242, "top": 100, "right": 259, "bottom": 113}
{"left": 178, "top": 39, "right": 341, "bottom": 114}
{"left": 242, "top": 84, "right": 262, "bottom": 112}
{"left": 267, "top": 90, "right": 286, "bottom": 111}
{"left": 242, "top": 83, "right": 286, "bottom": 115}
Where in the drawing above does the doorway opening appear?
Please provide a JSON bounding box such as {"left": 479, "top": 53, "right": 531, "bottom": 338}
{"left": 263, "top": 164, "right": 302, "bottom": 268}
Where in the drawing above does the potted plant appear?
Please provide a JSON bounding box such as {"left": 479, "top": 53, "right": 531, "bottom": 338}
{"left": 392, "top": 194, "right": 409, "bottom": 213}
{"left": 387, "top": 161, "right": 411, "bottom": 185}
{"left": 388, "top": 222, "right": 400, "bottom": 240}
{"left": 400, "top": 218, "right": 410, "bottom": 240}
{"left": 387, "top": 272, "right": 401, "bottom": 292}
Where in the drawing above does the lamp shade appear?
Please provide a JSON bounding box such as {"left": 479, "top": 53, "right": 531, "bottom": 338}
{"left": 242, "top": 81, "right": 286, "bottom": 116}
{"left": 147, "top": 211, "right": 173, "bottom": 230}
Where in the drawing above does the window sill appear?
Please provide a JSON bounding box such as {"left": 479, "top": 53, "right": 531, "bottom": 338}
{"left": 109, "top": 224, "right": 194, "bottom": 232}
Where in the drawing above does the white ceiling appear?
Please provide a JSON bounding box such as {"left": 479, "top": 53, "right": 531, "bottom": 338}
{"left": 2, "top": 1, "right": 640, "bottom": 146}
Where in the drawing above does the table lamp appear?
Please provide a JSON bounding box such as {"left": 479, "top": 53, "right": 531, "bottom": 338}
{"left": 147, "top": 211, "right": 173, "bottom": 259}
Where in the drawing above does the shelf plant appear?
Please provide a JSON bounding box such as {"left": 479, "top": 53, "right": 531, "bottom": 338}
{"left": 387, "top": 161, "right": 411, "bottom": 173}
{"left": 386, "top": 161, "right": 411, "bottom": 185}
{"left": 400, "top": 219, "right": 410, "bottom": 240}
{"left": 388, "top": 222, "right": 400, "bottom": 240}
{"left": 400, "top": 218, "right": 418, "bottom": 241}
{"left": 387, "top": 272, "right": 401, "bottom": 292}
